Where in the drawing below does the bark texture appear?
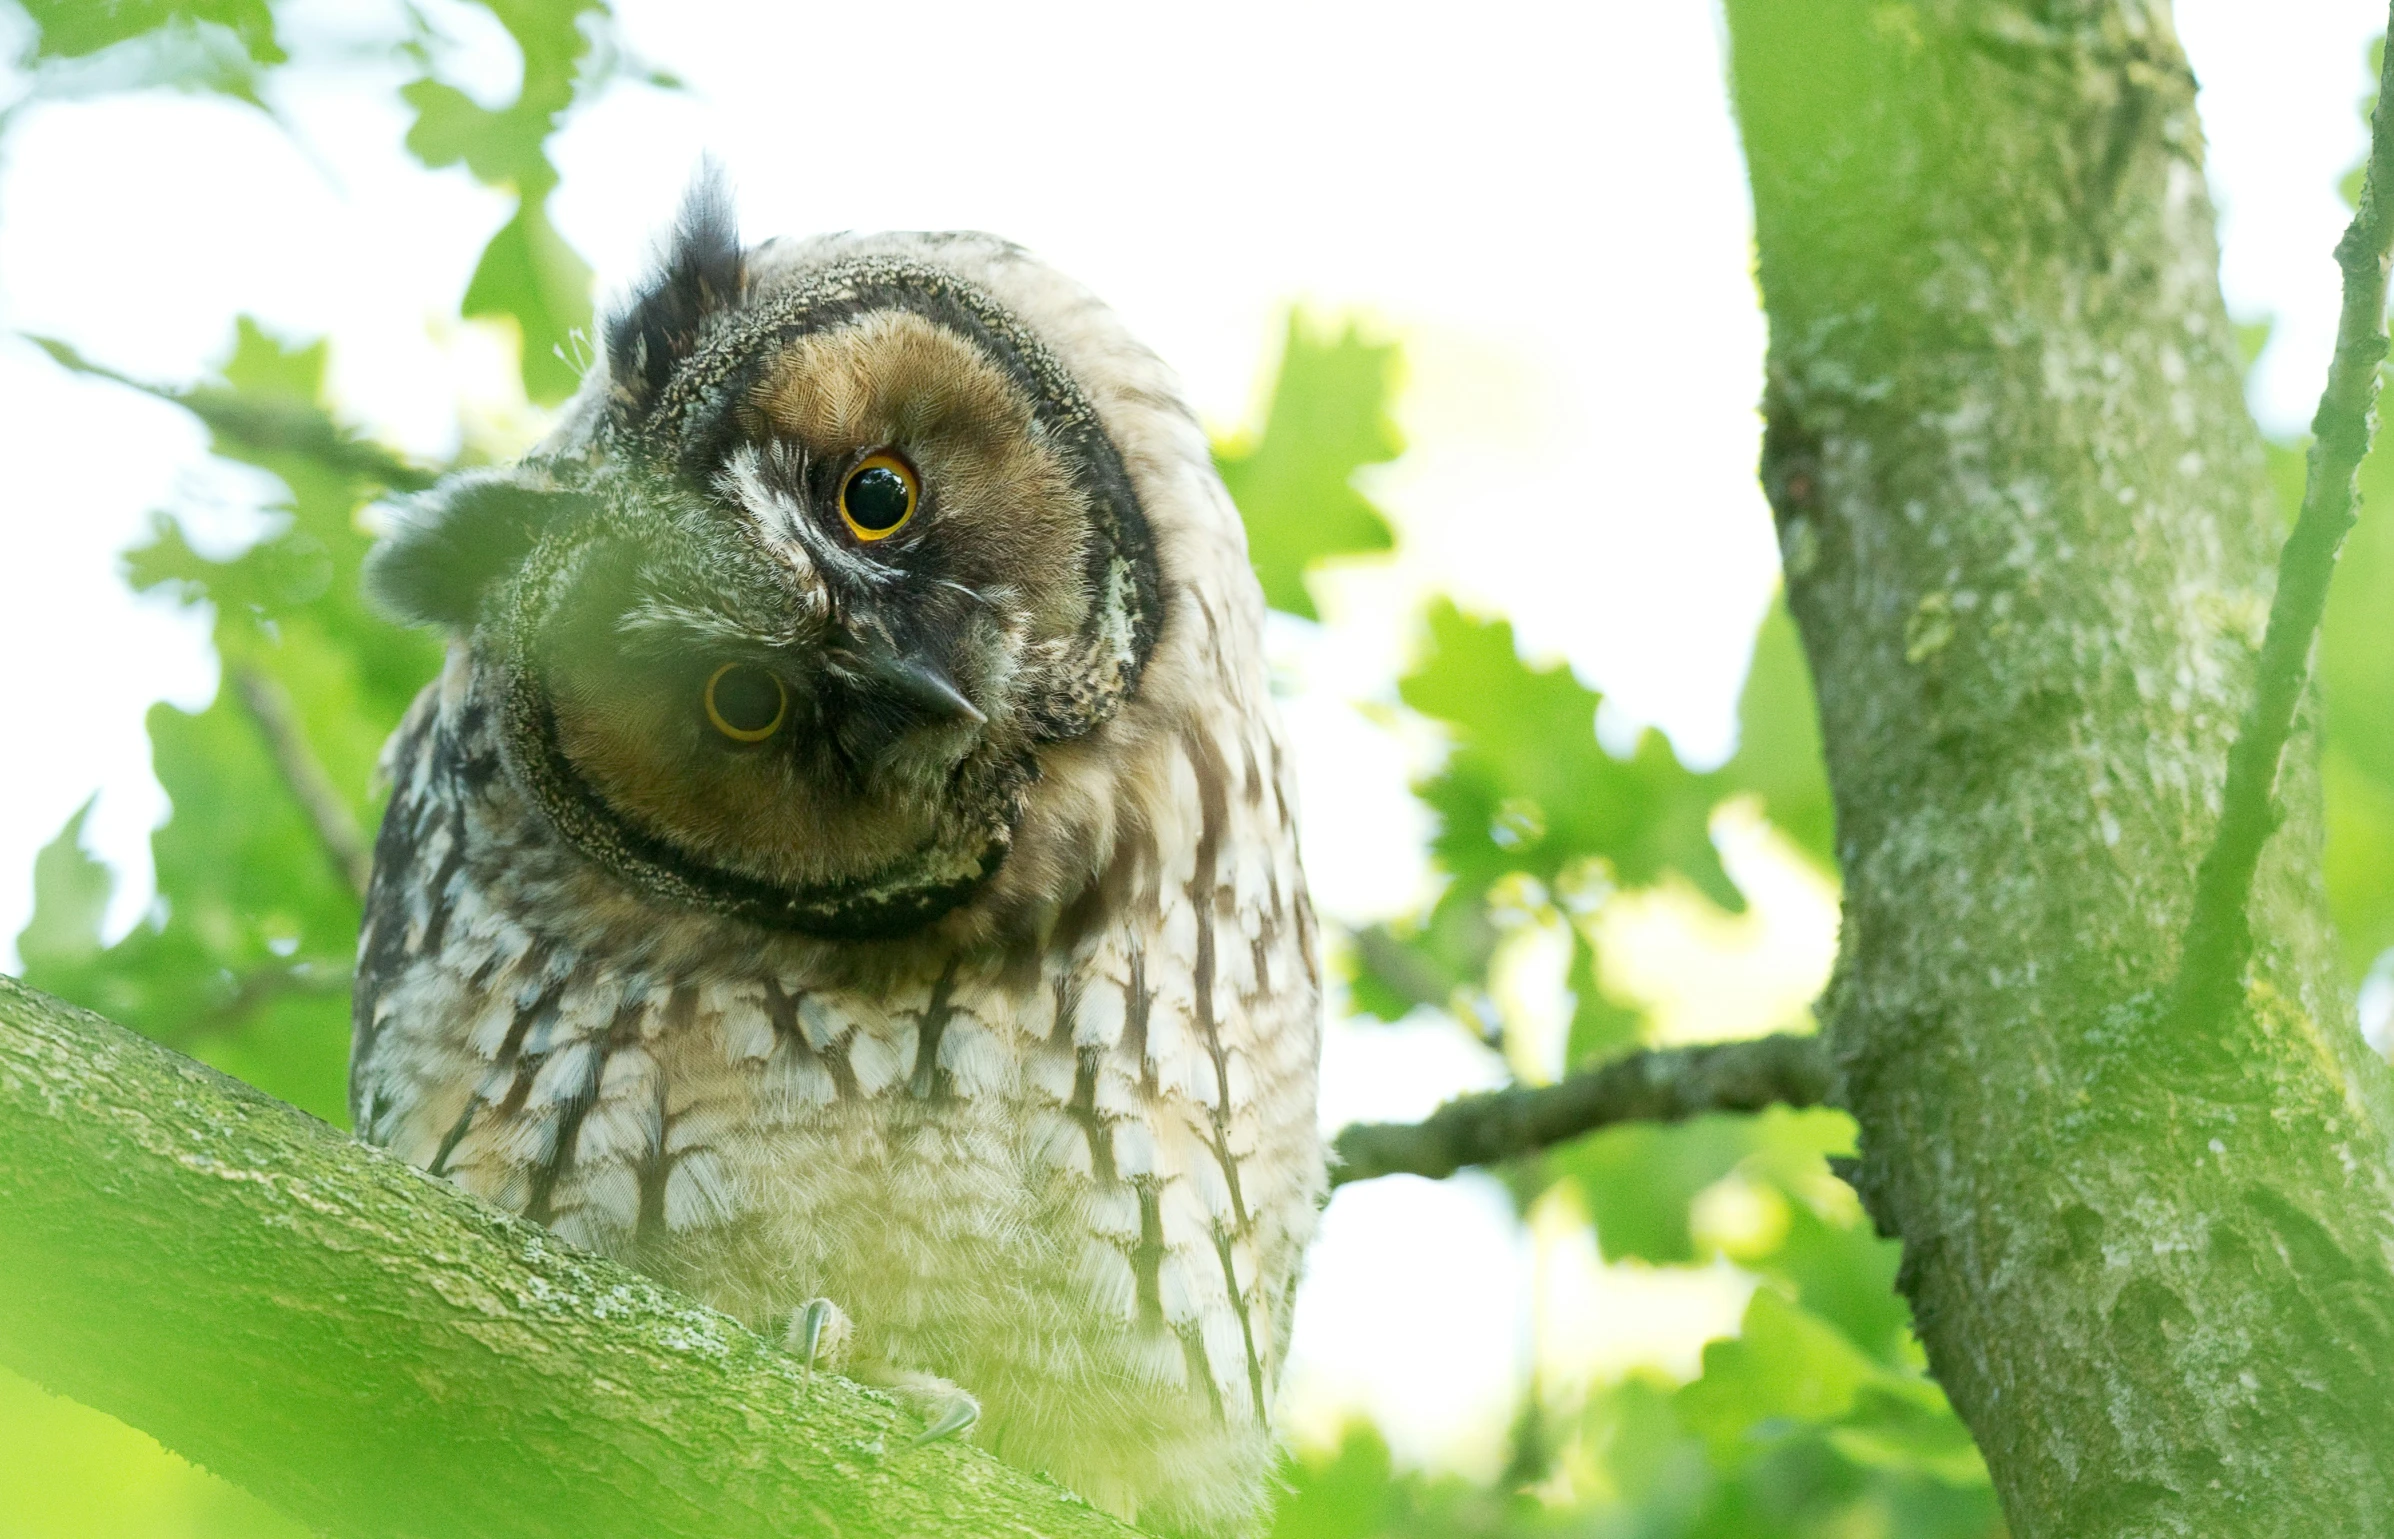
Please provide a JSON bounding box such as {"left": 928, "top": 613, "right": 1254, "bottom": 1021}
{"left": 0, "top": 976, "right": 1131, "bottom": 1539}
{"left": 1723, "top": 4, "right": 2394, "bottom": 1534}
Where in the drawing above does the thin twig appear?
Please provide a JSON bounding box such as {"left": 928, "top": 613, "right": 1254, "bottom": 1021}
{"left": 2174, "top": 23, "right": 2394, "bottom": 1032}
{"left": 23, "top": 333, "right": 440, "bottom": 492}
{"left": 1329, "top": 1033, "right": 1831, "bottom": 1187}
{"left": 230, "top": 664, "right": 374, "bottom": 902}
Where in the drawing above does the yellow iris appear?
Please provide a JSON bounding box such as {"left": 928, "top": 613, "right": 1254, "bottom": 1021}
{"left": 840, "top": 451, "right": 919, "bottom": 541}
{"left": 704, "top": 662, "right": 787, "bottom": 742}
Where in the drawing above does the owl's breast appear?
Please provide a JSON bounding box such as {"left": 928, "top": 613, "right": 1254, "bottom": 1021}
{"left": 353, "top": 654, "right": 1325, "bottom": 1537}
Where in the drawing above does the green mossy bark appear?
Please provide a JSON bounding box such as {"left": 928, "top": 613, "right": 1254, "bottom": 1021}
{"left": 0, "top": 976, "right": 1132, "bottom": 1539}
{"left": 1724, "top": 4, "right": 2394, "bottom": 1534}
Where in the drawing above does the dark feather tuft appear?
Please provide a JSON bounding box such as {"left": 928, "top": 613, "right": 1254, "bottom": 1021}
{"left": 604, "top": 162, "right": 744, "bottom": 420}
{"left": 366, "top": 471, "right": 585, "bottom": 627}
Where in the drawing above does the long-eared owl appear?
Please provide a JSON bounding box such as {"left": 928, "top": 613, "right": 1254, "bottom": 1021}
{"left": 349, "top": 177, "right": 1324, "bottom": 1536}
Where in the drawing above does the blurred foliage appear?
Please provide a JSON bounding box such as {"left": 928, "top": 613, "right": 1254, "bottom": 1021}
{"left": 0, "top": 1365, "right": 309, "bottom": 1539}
{"left": 2, "top": 0, "right": 661, "bottom": 399}
{"left": 1253, "top": 1099, "right": 2002, "bottom": 1538}
{"left": 1216, "top": 314, "right": 1404, "bottom": 619}
{"left": 18, "top": 320, "right": 443, "bottom": 1124}
{"left": 16, "top": 0, "right": 280, "bottom": 65}
{"left": 2316, "top": 420, "right": 2394, "bottom": 983}
{"left": 1338, "top": 586, "right": 1831, "bottom": 1053}
{"left": 1266, "top": 1107, "right": 1999, "bottom": 1539}
{"left": 1218, "top": 293, "right": 1978, "bottom": 1539}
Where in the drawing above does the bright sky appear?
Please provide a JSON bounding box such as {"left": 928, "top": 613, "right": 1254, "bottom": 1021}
{"left": 0, "top": 0, "right": 2382, "bottom": 1475}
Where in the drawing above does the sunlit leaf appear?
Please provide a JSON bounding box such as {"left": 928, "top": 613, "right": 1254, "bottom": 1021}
{"left": 1719, "top": 593, "right": 1835, "bottom": 873}
{"left": 1217, "top": 314, "right": 1402, "bottom": 618}
{"left": 16, "top": 318, "right": 441, "bottom": 1125}
{"left": 1551, "top": 1114, "right": 1765, "bottom": 1264}
{"left": 1676, "top": 1288, "right": 1881, "bottom": 1460}
{"left": 17, "top": 799, "right": 111, "bottom": 980}
{"left": 18, "top": 0, "right": 281, "bottom": 64}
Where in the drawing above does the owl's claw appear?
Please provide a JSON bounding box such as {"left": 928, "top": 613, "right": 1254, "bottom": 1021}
{"left": 784, "top": 1296, "right": 851, "bottom": 1373}
{"left": 910, "top": 1389, "right": 981, "bottom": 1446}
{"left": 797, "top": 1298, "right": 833, "bottom": 1370}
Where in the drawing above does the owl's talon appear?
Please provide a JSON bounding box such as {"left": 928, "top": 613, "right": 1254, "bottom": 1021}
{"left": 797, "top": 1298, "right": 832, "bottom": 1370}
{"left": 783, "top": 1296, "right": 851, "bottom": 1373}
{"left": 910, "top": 1390, "right": 981, "bottom": 1446}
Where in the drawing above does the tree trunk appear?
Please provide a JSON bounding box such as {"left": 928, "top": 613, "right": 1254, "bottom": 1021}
{"left": 0, "top": 977, "right": 1131, "bottom": 1539}
{"left": 1722, "top": 3, "right": 2394, "bottom": 1533}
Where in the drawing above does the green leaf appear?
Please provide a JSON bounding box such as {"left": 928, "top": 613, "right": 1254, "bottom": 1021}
{"left": 1552, "top": 1114, "right": 1767, "bottom": 1264}
{"left": 16, "top": 798, "right": 113, "bottom": 979}
{"left": 1216, "top": 314, "right": 1402, "bottom": 618}
{"left": 1718, "top": 592, "right": 1836, "bottom": 872}
{"left": 398, "top": 0, "right": 615, "bottom": 402}
{"left": 1562, "top": 929, "right": 1642, "bottom": 1067}
{"left": 1347, "top": 601, "right": 1739, "bottom": 1026}
{"left": 463, "top": 194, "right": 595, "bottom": 404}
{"left": 1403, "top": 601, "right": 1739, "bottom": 909}
{"left": 22, "top": 318, "right": 445, "bottom": 1125}
{"left": 2320, "top": 424, "right": 2394, "bottom": 977}
{"left": 1827, "top": 1385, "right": 1991, "bottom": 1486}
{"left": 1676, "top": 1287, "right": 1881, "bottom": 1461}
{"left": 18, "top": 0, "right": 281, "bottom": 64}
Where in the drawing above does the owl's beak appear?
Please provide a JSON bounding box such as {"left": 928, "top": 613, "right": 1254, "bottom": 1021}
{"left": 864, "top": 650, "right": 986, "bottom": 727}
{"left": 822, "top": 625, "right": 987, "bottom": 729}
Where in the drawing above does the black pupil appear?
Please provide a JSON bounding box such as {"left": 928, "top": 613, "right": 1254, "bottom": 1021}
{"left": 712, "top": 666, "right": 782, "bottom": 733}
{"left": 846, "top": 465, "right": 911, "bottom": 531}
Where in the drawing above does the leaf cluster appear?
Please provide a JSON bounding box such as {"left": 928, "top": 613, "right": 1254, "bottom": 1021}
{"left": 1269, "top": 1119, "right": 1998, "bottom": 1539}
{"left": 6, "top": 0, "right": 654, "bottom": 1122}
{"left": 18, "top": 321, "right": 442, "bottom": 1123}
{"left": 1219, "top": 315, "right": 1980, "bottom": 1534}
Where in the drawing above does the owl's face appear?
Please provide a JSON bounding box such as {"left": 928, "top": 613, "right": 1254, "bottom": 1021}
{"left": 368, "top": 183, "right": 1160, "bottom": 939}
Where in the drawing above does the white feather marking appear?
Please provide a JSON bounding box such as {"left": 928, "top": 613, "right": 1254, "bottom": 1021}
{"left": 665, "top": 1150, "right": 738, "bottom": 1230}
{"left": 847, "top": 1025, "right": 915, "bottom": 1097}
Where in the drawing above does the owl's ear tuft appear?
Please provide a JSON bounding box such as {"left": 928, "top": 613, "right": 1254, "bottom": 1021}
{"left": 366, "top": 471, "right": 584, "bottom": 628}
{"left": 606, "top": 163, "right": 744, "bottom": 420}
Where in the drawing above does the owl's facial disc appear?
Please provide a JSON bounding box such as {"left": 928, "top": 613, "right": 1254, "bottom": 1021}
{"left": 372, "top": 178, "right": 1159, "bottom": 939}
{"left": 504, "top": 497, "right": 1016, "bottom": 931}
{"left": 496, "top": 291, "right": 1145, "bottom": 939}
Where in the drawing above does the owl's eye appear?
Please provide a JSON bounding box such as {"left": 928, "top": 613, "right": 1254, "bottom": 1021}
{"left": 704, "top": 663, "right": 788, "bottom": 742}
{"left": 840, "top": 452, "right": 919, "bottom": 540}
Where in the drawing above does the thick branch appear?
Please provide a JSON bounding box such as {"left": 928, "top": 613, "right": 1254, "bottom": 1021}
{"left": 2175, "top": 9, "right": 2394, "bottom": 1027}
{"left": 0, "top": 976, "right": 1133, "bottom": 1539}
{"left": 1330, "top": 1033, "right": 1830, "bottom": 1187}
{"left": 1728, "top": 2, "right": 2394, "bottom": 1530}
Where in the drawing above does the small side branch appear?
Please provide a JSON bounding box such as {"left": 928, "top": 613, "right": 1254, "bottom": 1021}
{"left": 230, "top": 664, "right": 373, "bottom": 902}
{"left": 1329, "top": 1033, "right": 1831, "bottom": 1187}
{"left": 2176, "top": 20, "right": 2394, "bottom": 1028}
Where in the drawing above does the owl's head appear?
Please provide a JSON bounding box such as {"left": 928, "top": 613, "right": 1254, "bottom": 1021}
{"left": 368, "top": 176, "right": 1164, "bottom": 940}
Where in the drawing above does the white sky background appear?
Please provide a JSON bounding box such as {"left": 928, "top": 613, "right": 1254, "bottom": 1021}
{"left": 0, "top": 0, "right": 2384, "bottom": 1478}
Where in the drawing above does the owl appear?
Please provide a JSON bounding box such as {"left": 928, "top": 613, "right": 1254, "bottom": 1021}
{"left": 348, "top": 175, "right": 1324, "bottom": 1538}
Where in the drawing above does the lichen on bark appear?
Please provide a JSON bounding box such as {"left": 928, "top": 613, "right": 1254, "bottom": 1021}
{"left": 1723, "top": 2, "right": 2394, "bottom": 1533}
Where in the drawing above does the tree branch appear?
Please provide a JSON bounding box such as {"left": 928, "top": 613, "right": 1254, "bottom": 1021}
{"left": 195, "top": 957, "right": 353, "bottom": 1036}
{"left": 1329, "top": 1033, "right": 1830, "bottom": 1187}
{"left": 230, "top": 663, "right": 374, "bottom": 902}
{"left": 2174, "top": 15, "right": 2394, "bottom": 1030}
{"left": 0, "top": 976, "right": 1134, "bottom": 1539}
{"left": 25, "top": 333, "right": 441, "bottom": 492}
